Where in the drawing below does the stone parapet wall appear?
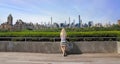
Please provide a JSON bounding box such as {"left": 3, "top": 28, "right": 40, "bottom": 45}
{"left": 0, "top": 41, "right": 119, "bottom": 53}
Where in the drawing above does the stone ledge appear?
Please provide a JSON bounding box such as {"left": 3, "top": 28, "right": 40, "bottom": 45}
{"left": 0, "top": 41, "right": 118, "bottom": 53}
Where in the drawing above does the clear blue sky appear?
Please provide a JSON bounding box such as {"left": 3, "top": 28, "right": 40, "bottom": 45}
{"left": 0, "top": 0, "right": 120, "bottom": 24}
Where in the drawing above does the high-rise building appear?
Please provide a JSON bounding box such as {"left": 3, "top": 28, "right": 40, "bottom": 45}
{"left": 50, "top": 17, "right": 53, "bottom": 28}
{"left": 78, "top": 15, "right": 82, "bottom": 28}
{"left": 88, "top": 21, "right": 93, "bottom": 27}
{"left": 64, "top": 20, "right": 67, "bottom": 28}
{"left": 69, "top": 17, "right": 71, "bottom": 28}
{"left": 7, "top": 14, "right": 13, "bottom": 26}
{"left": 51, "top": 17, "right": 53, "bottom": 25}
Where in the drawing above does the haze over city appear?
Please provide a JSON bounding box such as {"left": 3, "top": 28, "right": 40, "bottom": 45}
{"left": 0, "top": 0, "right": 120, "bottom": 24}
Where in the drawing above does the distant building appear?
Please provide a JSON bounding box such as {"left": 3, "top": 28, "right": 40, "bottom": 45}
{"left": 118, "top": 20, "right": 120, "bottom": 26}
{"left": 50, "top": 17, "right": 53, "bottom": 28}
{"left": 88, "top": 21, "right": 93, "bottom": 27}
{"left": 34, "top": 23, "right": 40, "bottom": 29}
{"left": 7, "top": 14, "right": 13, "bottom": 26}
{"left": 83, "top": 23, "right": 88, "bottom": 27}
{"left": 104, "top": 22, "right": 111, "bottom": 27}
{"left": 78, "top": 15, "right": 82, "bottom": 28}
{"left": 53, "top": 23, "right": 59, "bottom": 28}
{"left": 69, "top": 17, "right": 71, "bottom": 28}
{"left": 0, "top": 14, "right": 13, "bottom": 30}
{"left": 14, "top": 19, "right": 36, "bottom": 30}
{"left": 95, "top": 23, "right": 103, "bottom": 27}
{"left": 71, "top": 20, "right": 75, "bottom": 28}
{"left": 34, "top": 23, "right": 47, "bottom": 29}
{"left": 60, "top": 23, "right": 65, "bottom": 28}
{"left": 13, "top": 19, "right": 27, "bottom": 30}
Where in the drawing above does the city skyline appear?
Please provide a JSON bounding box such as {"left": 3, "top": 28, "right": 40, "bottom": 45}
{"left": 0, "top": 0, "right": 120, "bottom": 24}
{"left": 0, "top": 14, "right": 111, "bottom": 31}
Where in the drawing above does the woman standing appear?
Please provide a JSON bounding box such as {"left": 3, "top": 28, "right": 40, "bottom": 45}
{"left": 60, "top": 28, "right": 67, "bottom": 56}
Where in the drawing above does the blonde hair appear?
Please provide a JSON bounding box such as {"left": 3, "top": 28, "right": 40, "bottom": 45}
{"left": 60, "top": 28, "right": 67, "bottom": 37}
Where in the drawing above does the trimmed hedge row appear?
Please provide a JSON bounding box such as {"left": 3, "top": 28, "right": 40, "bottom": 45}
{"left": 68, "top": 31, "right": 120, "bottom": 37}
{"left": 0, "top": 31, "right": 120, "bottom": 37}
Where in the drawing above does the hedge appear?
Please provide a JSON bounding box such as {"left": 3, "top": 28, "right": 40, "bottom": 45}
{"left": 0, "top": 31, "right": 120, "bottom": 37}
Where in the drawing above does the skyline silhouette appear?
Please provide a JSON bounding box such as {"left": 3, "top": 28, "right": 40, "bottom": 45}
{"left": 0, "top": 0, "right": 120, "bottom": 24}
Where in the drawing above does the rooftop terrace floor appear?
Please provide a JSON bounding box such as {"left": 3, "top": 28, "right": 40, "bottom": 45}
{"left": 0, "top": 52, "right": 119, "bottom": 64}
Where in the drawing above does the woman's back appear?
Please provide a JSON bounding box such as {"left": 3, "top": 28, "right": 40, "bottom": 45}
{"left": 60, "top": 28, "right": 67, "bottom": 42}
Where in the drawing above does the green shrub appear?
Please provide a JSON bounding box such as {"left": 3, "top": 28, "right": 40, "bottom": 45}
{"left": 0, "top": 31, "right": 120, "bottom": 37}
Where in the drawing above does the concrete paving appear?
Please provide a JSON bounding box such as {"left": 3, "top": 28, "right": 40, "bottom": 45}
{"left": 0, "top": 52, "right": 119, "bottom": 64}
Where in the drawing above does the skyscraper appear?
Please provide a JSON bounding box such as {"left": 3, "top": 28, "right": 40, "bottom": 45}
{"left": 64, "top": 20, "right": 66, "bottom": 27}
{"left": 78, "top": 15, "right": 82, "bottom": 28}
{"left": 69, "top": 17, "right": 71, "bottom": 28}
{"left": 50, "top": 17, "right": 53, "bottom": 28}
{"left": 51, "top": 17, "right": 53, "bottom": 25}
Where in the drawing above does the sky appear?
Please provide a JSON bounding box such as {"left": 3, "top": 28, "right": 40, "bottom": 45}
{"left": 0, "top": 0, "right": 120, "bottom": 25}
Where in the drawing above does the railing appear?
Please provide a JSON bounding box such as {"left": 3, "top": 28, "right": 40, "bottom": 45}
{"left": 0, "top": 37, "right": 120, "bottom": 42}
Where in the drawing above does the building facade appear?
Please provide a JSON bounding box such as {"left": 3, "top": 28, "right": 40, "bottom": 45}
{"left": 0, "top": 14, "right": 13, "bottom": 31}
{"left": 118, "top": 20, "right": 120, "bottom": 26}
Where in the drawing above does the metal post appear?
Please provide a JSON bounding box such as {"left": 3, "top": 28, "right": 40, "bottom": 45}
{"left": 25, "top": 37, "right": 26, "bottom": 42}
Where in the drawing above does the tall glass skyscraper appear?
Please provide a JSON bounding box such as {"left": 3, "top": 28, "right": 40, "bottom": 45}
{"left": 78, "top": 15, "right": 82, "bottom": 28}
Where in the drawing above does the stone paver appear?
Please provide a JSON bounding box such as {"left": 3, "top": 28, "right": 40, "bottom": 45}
{"left": 0, "top": 52, "right": 119, "bottom": 64}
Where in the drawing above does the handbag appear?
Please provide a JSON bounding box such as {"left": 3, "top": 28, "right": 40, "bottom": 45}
{"left": 66, "top": 40, "right": 73, "bottom": 52}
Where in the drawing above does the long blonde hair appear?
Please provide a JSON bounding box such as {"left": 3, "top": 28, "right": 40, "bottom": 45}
{"left": 60, "top": 28, "right": 67, "bottom": 38}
